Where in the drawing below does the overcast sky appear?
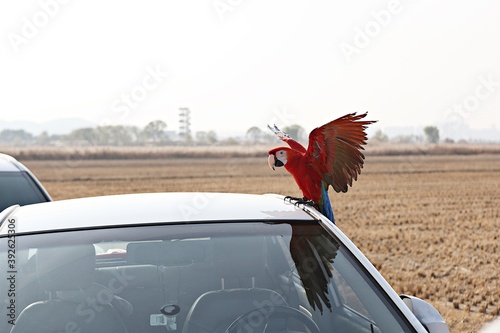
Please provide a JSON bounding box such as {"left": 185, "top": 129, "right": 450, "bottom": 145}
{"left": 1, "top": 1, "right": 499, "bottom": 139}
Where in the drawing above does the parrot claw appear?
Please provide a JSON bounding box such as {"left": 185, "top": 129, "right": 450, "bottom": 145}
{"left": 267, "top": 124, "right": 290, "bottom": 141}
{"left": 284, "top": 196, "right": 318, "bottom": 208}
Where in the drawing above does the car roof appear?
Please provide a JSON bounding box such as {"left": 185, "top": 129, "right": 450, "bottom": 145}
{"left": 0, "top": 192, "right": 316, "bottom": 235}
{"left": 0, "top": 153, "right": 25, "bottom": 172}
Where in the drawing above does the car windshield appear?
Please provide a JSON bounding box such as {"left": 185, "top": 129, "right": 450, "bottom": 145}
{"left": 0, "top": 221, "right": 414, "bottom": 333}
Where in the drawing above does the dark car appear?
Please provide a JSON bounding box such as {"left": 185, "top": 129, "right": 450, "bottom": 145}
{"left": 0, "top": 153, "right": 52, "bottom": 212}
{"left": 0, "top": 192, "right": 449, "bottom": 333}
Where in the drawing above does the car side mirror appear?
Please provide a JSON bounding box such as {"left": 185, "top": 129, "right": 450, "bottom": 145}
{"left": 400, "top": 295, "right": 449, "bottom": 333}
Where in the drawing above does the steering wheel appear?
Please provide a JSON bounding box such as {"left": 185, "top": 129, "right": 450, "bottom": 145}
{"left": 225, "top": 305, "right": 320, "bottom": 333}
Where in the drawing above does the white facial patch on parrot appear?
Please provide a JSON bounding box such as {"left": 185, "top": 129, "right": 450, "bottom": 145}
{"left": 275, "top": 150, "right": 287, "bottom": 166}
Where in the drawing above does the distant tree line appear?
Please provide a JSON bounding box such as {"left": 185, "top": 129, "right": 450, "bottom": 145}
{"left": 370, "top": 126, "right": 459, "bottom": 144}
{"left": 0, "top": 121, "right": 458, "bottom": 147}
{"left": 0, "top": 121, "right": 310, "bottom": 147}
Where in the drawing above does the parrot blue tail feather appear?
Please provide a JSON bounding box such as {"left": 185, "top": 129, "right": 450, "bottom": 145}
{"left": 319, "top": 184, "right": 335, "bottom": 224}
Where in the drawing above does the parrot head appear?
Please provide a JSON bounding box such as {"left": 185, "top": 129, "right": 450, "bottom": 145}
{"left": 268, "top": 148, "right": 288, "bottom": 171}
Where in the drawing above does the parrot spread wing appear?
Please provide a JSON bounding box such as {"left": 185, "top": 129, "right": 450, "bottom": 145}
{"left": 304, "top": 112, "right": 376, "bottom": 193}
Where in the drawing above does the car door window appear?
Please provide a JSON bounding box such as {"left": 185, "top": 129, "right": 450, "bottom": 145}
{"left": 0, "top": 172, "right": 48, "bottom": 211}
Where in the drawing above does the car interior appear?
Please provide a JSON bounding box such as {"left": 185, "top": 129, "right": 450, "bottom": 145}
{"left": 0, "top": 222, "right": 411, "bottom": 333}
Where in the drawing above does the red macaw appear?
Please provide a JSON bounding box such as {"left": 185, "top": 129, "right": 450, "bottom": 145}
{"left": 267, "top": 112, "right": 376, "bottom": 223}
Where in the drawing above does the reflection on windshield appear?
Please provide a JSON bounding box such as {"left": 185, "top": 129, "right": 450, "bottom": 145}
{"left": 0, "top": 222, "right": 412, "bottom": 333}
{"left": 289, "top": 223, "right": 339, "bottom": 314}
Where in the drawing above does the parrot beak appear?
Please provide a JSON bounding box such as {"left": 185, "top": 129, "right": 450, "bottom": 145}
{"left": 268, "top": 154, "right": 276, "bottom": 171}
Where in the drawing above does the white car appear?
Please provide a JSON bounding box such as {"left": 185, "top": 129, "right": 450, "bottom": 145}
{"left": 0, "top": 192, "right": 449, "bottom": 333}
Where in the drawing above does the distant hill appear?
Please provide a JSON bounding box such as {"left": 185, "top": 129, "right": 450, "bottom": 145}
{"left": 0, "top": 118, "right": 96, "bottom": 135}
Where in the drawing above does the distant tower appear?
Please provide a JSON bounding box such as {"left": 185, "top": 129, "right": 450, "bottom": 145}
{"left": 178, "top": 108, "right": 191, "bottom": 142}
